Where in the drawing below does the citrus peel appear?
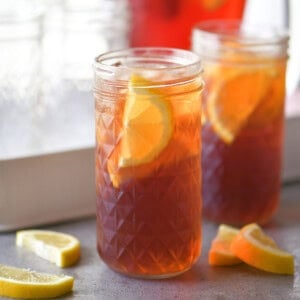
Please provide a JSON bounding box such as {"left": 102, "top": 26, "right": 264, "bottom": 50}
{"left": 230, "top": 223, "right": 294, "bottom": 275}
{"left": 209, "top": 224, "right": 242, "bottom": 266}
{"left": 16, "top": 230, "right": 80, "bottom": 268}
{"left": 0, "top": 264, "right": 73, "bottom": 299}
{"left": 107, "top": 74, "right": 174, "bottom": 187}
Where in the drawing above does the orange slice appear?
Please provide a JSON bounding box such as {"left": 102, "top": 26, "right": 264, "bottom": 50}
{"left": 206, "top": 68, "right": 271, "bottom": 143}
{"left": 209, "top": 224, "right": 242, "bottom": 266}
{"left": 107, "top": 74, "right": 174, "bottom": 187}
{"left": 231, "top": 223, "right": 294, "bottom": 275}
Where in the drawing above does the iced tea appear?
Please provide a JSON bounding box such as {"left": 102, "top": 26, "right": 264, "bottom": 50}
{"left": 129, "top": 0, "right": 246, "bottom": 49}
{"left": 192, "top": 21, "right": 289, "bottom": 225}
{"left": 94, "top": 48, "right": 203, "bottom": 278}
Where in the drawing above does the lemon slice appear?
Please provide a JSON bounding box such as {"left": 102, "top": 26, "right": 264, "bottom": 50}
{"left": 107, "top": 74, "right": 174, "bottom": 187}
{"left": 0, "top": 264, "right": 73, "bottom": 299}
{"left": 207, "top": 69, "right": 271, "bottom": 143}
{"left": 231, "top": 223, "right": 294, "bottom": 275}
{"left": 16, "top": 230, "right": 80, "bottom": 268}
{"left": 209, "top": 224, "right": 242, "bottom": 266}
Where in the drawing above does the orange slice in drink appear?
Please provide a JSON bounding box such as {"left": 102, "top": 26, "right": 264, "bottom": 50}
{"left": 247, "top": 63, "right": 285, "bottom": 128}
{"left": 209, "top": 224, "right": 242, "bottom": 266}
{"left": 206, "top": 67, "right": 272, "bottom": 143}
{"left": 107, "top": 74, "right": 174, "bottom": 188}
{"left": 231, "top": 223, "right": 294, "bottom": 275}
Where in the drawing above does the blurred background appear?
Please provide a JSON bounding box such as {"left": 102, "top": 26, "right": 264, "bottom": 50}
{"left": 0, "top": 0, "right": 299, "bottom": 160}
{"left": 0, "top": 0, "right": 129, "bottom": 159}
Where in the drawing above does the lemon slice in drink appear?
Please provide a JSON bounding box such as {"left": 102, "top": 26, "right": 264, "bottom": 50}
{"left": 209, "top": 224, "right": 242, "bottom": 266}
{"left": 107, "top": 74, "right": 174, "bottom": 187}
{"left": 206, "top": 69, "right": 271, "bottom": 143}
{"left": 16, "top": 230, "right": 80, "bottom": 268}
{"left": 231, "top": 223, "right": 294, "bottom": 275}
{"left": 0, "top": 264, "right": 73, "bottom": 299}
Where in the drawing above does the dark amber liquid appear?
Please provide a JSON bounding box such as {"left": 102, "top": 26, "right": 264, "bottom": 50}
{"left": 95, "top": 79, "right": 202, "bottom": 277}
{"left": 202, "top": 115, "right": 283, "bottom": 225}
{"left": 200, "top": 52, "right": 286, "bottom": 226}
{"left": 96, "top": 155, "right": 201, "bottom": 276}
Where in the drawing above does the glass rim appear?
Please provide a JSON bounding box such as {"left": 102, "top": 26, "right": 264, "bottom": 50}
{"left": 93, "top": 47, "right": 203, "bottom": 76}
{"left": 193, "top": 19, "right": 289, "bottom": 47}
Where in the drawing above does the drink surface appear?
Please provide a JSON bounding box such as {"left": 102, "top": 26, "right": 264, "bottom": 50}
{"left": 95, "top": 71, "right": 203, "bottom": 277}
{"left": 201, "top": 51, "right": 286, "bottom": 225}
{"left": 129, "top": 0, "right": 246, "bottom": 49}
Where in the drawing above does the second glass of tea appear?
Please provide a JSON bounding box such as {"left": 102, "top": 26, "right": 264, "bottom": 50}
{"left": 193, "top": 20, "right": 289, "bottom": 226}
{"left": 94, "top": 48, "right": 203, "bottom": 278}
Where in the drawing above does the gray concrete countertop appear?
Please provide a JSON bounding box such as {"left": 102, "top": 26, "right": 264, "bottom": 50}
{"left": 1, "top": 183, "right": 300, "bottom": 300}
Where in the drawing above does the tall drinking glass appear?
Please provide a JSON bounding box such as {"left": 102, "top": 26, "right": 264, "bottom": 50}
{"left": 93, "top": 48, "right": 203, "bottom": 278}
{"left": 192, "top": 20, "right": 289, "bottom": 225}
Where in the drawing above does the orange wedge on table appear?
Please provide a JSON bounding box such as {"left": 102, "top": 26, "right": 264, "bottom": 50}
{"left": 231, "top": 223, "right": 294, "bottom": 275}
{"left": 209, "top": 224, "right": 242, "bottom": 266}
{"left": 107, "top": 74, "right": 174, "bottom": 188}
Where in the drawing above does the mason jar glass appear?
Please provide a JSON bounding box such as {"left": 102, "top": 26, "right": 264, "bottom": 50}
{"left": 192, "top": 20, "right": 289, "bottom": 225}
{"left": 93, "top": 47, "right": 203, "bottom": 278}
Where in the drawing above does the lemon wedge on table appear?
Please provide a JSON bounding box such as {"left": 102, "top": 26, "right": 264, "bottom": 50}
{"left": 209, "top": 224, "right": 242, "bottom": 266}
{"left": 16, "top": 230, "right": 80, "bottom": 268}
{"left": 0, "top": 264, "right": 73, "bottom": 299}
{"left": 231, "top": 223, "right": 294, "bottom": 275}
{"left": 107, "top": 74, "right": 174, "bottom": 188}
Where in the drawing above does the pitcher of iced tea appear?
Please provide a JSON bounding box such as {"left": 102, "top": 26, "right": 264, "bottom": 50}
{"left": 128, "top": 0, "right": 246, "bottom": 49}
{"left": 93, "top": 48, "right": 204, "bottom": 278}
{"left": 192, "top": 20, "right": 289, "bottom": 225}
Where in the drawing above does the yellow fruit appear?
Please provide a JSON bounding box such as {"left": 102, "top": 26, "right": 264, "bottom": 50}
{"left": 16, "top": 230, "right": 80, "bottom": 268}
{"left": 107, "top": 74, "right": 174, "bottom": 187}
{"left": 209, "top": 224, "right": 242, "bottom": 266}
{"left": 0, "top": 264, "right": 73, "bottom": 299}
{"left": 206, "top": 68, "right": 271, "bottom": 143}
{"left": 231, "top": 223, "right": 294, "bottom": 275}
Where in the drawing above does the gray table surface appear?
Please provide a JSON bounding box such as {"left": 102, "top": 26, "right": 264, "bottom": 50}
{"left": 1, "top": 183, "right": 300, "bottom": 300}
